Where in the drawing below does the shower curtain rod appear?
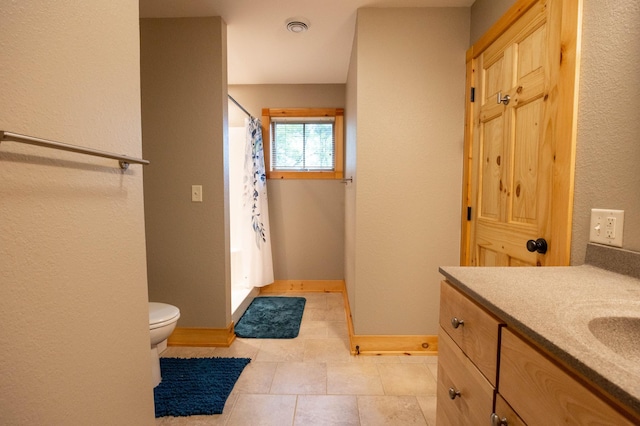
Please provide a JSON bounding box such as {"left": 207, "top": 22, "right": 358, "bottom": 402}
{"left": 228, "top": 95, "right": 253, "bottom": 118}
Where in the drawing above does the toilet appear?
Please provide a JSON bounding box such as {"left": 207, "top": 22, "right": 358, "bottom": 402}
{"left": 149, "top": 302, "right": 180, "bottom": 387}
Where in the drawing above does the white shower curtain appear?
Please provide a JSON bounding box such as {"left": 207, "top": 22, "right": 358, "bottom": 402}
{"left": 240, "top": 116, "right": 274, "bottom": 287}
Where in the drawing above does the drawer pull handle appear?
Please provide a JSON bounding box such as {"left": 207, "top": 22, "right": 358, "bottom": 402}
{"left": 451, "top": 317, "right": 464, "bottom": 329}
{"left": 448, "top": 387, "right": 461, "bottom": 400}
{"left": 490, "top": 413, "right": 508, "bottom": 426}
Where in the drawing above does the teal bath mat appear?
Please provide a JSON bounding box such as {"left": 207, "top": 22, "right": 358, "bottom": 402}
{"left": 154, "top": 357, "right": 250, "bottom": 417}
{"left": 235, "top": 296, "right": 306, "bottom": 338}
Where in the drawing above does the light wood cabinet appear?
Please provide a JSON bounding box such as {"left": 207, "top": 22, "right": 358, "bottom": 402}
{"left": 437, "top": 281, "right": 503, "bottom": 425}
{"left": 439, "top": 280, "right": 501, "bottom": 385}
{"left": 437, "top": 280, "right": 638, "bottom": 426}
{"left": 437, "top": 329, "right": 495, "bottom": 425}
{"left": 497, "top": 328, "right": 635, "bottom": 426}
{"left": 493, "top": 394, "right": 525, "bottom": 426}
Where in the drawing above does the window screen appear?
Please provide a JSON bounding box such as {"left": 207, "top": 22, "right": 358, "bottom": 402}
{"left": 271, "top": 118, "right": 335, "bottom": 171}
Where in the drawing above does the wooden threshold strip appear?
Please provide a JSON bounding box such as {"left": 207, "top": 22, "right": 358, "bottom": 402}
{"left": 167, "top": 323, "right": 236, "bottom": 347}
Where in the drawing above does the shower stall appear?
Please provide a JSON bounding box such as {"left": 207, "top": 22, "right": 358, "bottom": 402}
{"left": 228, "top": 96, "right": 274, "bottom": 322}
{"left": 229, "top": 125, "right": 255, "bottom": 317}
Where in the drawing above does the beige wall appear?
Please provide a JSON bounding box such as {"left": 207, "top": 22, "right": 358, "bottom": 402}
{"left": 572, "top": 0, "right": 640, "bottom": 262}
{"left": 229, "top": 85, "right": 345, "bottom": 280}
{"left": 469, "top": 0, "right": 640, "bottom": 264}
{"left": 345, "top": 38, "right": 359, "bottom": 310}
{"left": 469, "top": 0, "right": 517, "bottom": 44}
{"left": 0, "top": 2, "right": 154, "bottom": 425}
{"left": 141, "top": 18, "right": 230, "bottom": 328}
{"left": 347, "top": 8, "right": 470, "bottom": 335}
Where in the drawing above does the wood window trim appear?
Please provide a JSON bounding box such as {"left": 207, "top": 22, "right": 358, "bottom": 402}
{"left": 262, "top": 107, "right": 344, "bottom": 180}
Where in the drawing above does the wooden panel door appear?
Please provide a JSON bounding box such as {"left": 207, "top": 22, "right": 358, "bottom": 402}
{"left": 464, "top": 0, "right": 582, "bottom": 266}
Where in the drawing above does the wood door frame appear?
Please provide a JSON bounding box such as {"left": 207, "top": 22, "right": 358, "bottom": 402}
{"left": 460, "top": 0, "right": 583, "bottom": 266}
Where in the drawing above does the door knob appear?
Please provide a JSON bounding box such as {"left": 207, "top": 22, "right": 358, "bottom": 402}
{"left": 526, "top": 238, "right": 548, "bottom": 254}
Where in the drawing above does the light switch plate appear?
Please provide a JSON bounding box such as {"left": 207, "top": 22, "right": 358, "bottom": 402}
{"left": 589, "top": 208, "right": 624, "bottom": 247}
{"left": 192, "top": 185, "right": 203, "bottom": 202}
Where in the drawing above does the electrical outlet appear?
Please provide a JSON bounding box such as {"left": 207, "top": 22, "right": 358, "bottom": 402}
{"left": 191, "top": 185, "right": 203, "bottom": 202}
{"left": 605, "top": 217, "right": 616, "bottom": 239}
{"left": 589, "top": 209, "right": 624, "bottom": 247}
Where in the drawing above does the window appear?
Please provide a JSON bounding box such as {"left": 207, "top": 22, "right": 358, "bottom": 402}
{"left": 262, "top": 108, "right": 344, "bottom": 179}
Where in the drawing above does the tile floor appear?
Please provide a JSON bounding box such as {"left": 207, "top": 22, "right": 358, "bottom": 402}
{"left": 157, "top": 292, "right": 438, "bottom": 425}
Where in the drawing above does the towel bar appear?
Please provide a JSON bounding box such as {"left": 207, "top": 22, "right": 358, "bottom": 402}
{"left": 0, "top": 130, "right": 149, "bottom": 170}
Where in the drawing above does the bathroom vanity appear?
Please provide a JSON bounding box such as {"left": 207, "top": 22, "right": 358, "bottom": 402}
{"left": 436, "top": 249, "right": 640, "bottom": 425}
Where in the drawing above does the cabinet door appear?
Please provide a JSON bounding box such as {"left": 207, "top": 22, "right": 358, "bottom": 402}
{"left": 500, "top": 328, "right": 636, "bottom": 425}
{"left": 436, "top": 328, "right": 495, "bottom": 426}
{"left": 439, "top": 281, "right": 501, "bottom": 385}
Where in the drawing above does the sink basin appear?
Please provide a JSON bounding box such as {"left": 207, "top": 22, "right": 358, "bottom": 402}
{"left": 588, "top": 317, "right": 640, "bottom": 362}
{"left": 561, "top": 299, "right": 640, "bottom": 368}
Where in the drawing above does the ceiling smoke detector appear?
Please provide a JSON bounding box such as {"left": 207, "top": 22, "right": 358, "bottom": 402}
{"left": 286, "top": 18, "right": 309, "bottom": 33}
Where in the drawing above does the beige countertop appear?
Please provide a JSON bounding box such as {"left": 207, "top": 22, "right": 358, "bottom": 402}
{"left": 439, "top": 263, "right": 640, "bottom": 416}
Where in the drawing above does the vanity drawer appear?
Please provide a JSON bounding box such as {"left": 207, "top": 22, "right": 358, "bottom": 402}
{"left": 439, "top": 280, "right": 501, "bottom": 385}
{"left": 500, "top": 328, "right": 635, "bottom": 426}
{"left": 493, "top": 394, "right": 526, "bottom": 426}
{"left": 436, "top": 327, "right": 495, "bottom": 426}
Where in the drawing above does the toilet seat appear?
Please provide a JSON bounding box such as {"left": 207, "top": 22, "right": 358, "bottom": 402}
{"left": 149, "top": 302, "right": 180, "bottom": 330}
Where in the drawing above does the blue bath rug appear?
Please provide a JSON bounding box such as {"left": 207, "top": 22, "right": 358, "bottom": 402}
{"left": 154, "top": 357, "right": 251, "bottom": 417}
{"left": 235, "top": 296, "right": 306, "bottom": 338}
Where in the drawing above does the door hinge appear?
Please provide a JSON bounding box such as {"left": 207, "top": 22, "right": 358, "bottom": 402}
{"left": 470, "top": 87, "right": 475, "bottom": 103}
{"left": 467, "top": 206, "right": 472, "bottom": 221}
